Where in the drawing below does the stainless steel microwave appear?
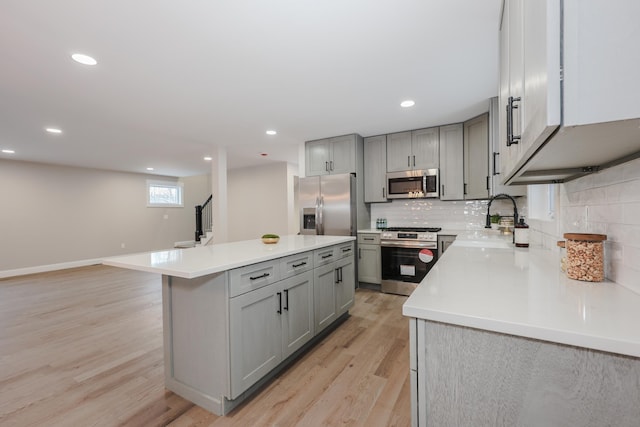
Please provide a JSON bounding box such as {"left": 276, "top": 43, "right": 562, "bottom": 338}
{"left": 386, "top": 169, "right": 439, "bottom": 199}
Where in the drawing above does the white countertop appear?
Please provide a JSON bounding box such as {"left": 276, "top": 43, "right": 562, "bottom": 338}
{"left": 103, "top": 235, "right": 355, "bottom": 279}
{"left": 403, "top": 230, "right": 640, "bottom": 358}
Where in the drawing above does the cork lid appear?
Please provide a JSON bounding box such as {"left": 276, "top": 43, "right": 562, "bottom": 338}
{"left": 557, "top": 241, "right": 566, "bottom": 248}
{"left": 563, "top": 233, "right": 607, "bottom": 241}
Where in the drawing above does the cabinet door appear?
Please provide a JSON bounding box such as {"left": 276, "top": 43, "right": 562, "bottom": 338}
{"left": 313, "top": 262, "right": 338, "bottom": 333}
{"left": 489, "top": 97, "right": 527, "bottom": 196}
{"left": 464, "top": 114, "right": 489, "bottom": 200}
{"left": 386, "top": 131, "right": 412, "bottom": 172}
{"left": 305, "top": 139, "right": 330, "bottom": 176}
{"left": 329, "top": 135, "right": 356, "bottom": 174}
{"left": 412, "top": 128, "right": 439, "bottom": 170}
{"left": 363, "top": 135, "right": 388, "bottom": 202}
{"left": 358, "top": 243, "right": 381, "bottom": 284}
{"left": 520, "top": 0, "right": 560, "bottom": 157}
{"left": 281, "top": 271, "right": 314, "bottom": 359}
{"left": 229, "top": 283, "right": 282, "bottom": 398}
{"left": 437, "top": 235, "right": 456, "bottom": 258}
{"left": 501, "top": 0, "right": 525, "bottom": 178}
{"left": 438, "top": 124, "right": 464, "bottom": 201}
{"left": 336, "top": 256, "right": 355, "bottom": 317}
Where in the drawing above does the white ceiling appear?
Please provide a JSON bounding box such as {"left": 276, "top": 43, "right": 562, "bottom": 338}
{"left": 0, "top": 0, "right": 502, "bottom": 177}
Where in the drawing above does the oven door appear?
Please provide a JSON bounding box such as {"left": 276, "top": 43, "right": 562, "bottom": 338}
{"left": 380, "top": 242, "right": 438, "bottom": 296}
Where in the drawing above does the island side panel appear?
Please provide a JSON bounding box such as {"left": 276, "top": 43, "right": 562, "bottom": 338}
{"left": 416, "top": 319, "right": 640, "bottom": 427}
{"left": 162, "top": 273, "right": 229, "bottom": 415}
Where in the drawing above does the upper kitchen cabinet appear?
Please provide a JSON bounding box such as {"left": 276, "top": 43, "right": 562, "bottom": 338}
{"left": 387, "top": 127, "right": 439, "bottom": 172}
{"left": 489, "top": 97, "right": 526, "bottom": 197}
{"left": 500, "top": 0, "right": 640, "bottom": 185}
{"left": 463, "top": 114, "right": 489, "bottom": 200}
{"left": 305, "top": 134, "right": 363, "bottom": 176}
{"left": 438, "top": 123, "right": 464, "bottom": 201}
{"left": 363, "top": 135, "right": 388, "bottom": 203}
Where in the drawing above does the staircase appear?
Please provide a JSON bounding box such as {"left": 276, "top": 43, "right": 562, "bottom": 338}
{"left": 174, "top": 194, "right": 213, "bottom": 248}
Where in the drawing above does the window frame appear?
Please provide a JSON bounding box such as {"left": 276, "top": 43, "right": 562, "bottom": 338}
{"left": 146, "top": 179, "right": 184, "bottom": 208}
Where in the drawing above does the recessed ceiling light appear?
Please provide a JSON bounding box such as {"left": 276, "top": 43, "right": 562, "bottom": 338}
{"left": 2, "top": 149, "right": 15, "bottom": 154}
{"left": 400, "top": 100, "right": 415, "bottom": 108}
{"left": 266, "top": 130, "right": 277, "bottom": 135}
{"left": 46, "top": 127, "right": 62, "bottom": 134}
{"left": 203, "top": 156, "right": 212, "bottom": 161}
{"left": 146, "top": 167, "right": 154, "bottom": 171}
{"left": 71, "top": 53, "right": 97, "bottom": 66}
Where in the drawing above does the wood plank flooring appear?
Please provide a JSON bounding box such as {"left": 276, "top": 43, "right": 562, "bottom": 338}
{"left": 0, "top": 265, "right": 410, "bottom": 426}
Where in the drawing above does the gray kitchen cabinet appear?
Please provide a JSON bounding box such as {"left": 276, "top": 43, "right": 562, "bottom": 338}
{"left": 357, "top": 233, "right": 381, "bottom": 284}
{"left": 437, "top": 235, "right": 456, "bottom": 258}
{"left": 313, "top": 242, "right": 355, "bottom": 334}
{"left": 313, "top": 261, "right": 338, "bottom": 333}
{"left": 463, "top": 114, "right": 489, "bottom": 200}
{"left": 229, "top": 281, "right": 281, "bottom": 398}
{"left": 438, "top": 124, "right": 464, "bottom": 201}
{"left": 280, "top": 272, "right": 315, "bottom": 359}
{"left": 363, "top": 135, "right": 388, "bottom": 203}
{"left": 488, "top": 97, "right": 526, "bottom": 197}
{"left": 499, "top": 0, "right": 640, "bottom": 185}
{"left": 229, "top": 268, "right": 314, "bottom": 399}
{"left": 305, "top": 134, "right": 359, "bottom": 176}
{"left": 335, "top": 255, "right": 355, "bottom": 317}
{"left": 387, "top": 128, "right": 439, "bottom": 172}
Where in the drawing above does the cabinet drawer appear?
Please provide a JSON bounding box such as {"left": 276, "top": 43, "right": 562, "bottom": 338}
{"left": 229, "top": 260, "right": 280, "bottom": 298}
{"left": 336, "top": 242, "right": 354, "bottom": 259}
{"left": 280, "top": 251, "right": 313, "bottom": 279}
{"left": 358, "top": 233, "right": 380, "bottom": 245}
{"left": 314, "top": 247, "right": 337, "bottom": 267}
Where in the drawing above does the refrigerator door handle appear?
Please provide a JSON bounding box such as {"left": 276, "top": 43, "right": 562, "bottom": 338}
{"left": 315, "top": 197, "right": 321, "bottom": 235}
{"left": 318, "top": 196, "right": 324, "bottom": 235}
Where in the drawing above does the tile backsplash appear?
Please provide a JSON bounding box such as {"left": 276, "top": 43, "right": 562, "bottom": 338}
{"left": 370, "top": 197, "right": 528, "bottom": 230}
{"left": 529, "top": 157, "right": 640, "bottom": 294}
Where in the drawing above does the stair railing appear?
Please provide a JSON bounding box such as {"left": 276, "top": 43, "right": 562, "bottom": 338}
{"left": 195, "top": 194, "right": 213, "bottom": 242}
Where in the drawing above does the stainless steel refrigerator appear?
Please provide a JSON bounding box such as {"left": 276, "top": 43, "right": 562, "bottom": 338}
{"left": 298, "top": 174, "right": 357, "bottom": 236}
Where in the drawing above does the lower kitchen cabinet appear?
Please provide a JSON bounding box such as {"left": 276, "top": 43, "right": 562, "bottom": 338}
{"left": 410, "top": 318, "right": 640, "bottom": 427}
{"left": 229, "top": 281, "right": 282, "bottom": 398}
{"left": 313, "top": 242, "right": 355, "bottom": 334}
{"left": 335, "top": 255, "right": 355, "bottom": 316}
{"left": 358, "top": 232, "right": 381, "bottom": 284}
{"left": 313, "top": 262, "right": 338, "bottom": 333}
{"left": 229, "top": 270, "right": 314, "bottom": 398}
{"left": 437, "top": 235, "right": 456, "bottom": 258}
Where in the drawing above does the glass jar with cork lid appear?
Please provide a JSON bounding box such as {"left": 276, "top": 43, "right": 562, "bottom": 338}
{"left": 562, "top": 233, "right": 606, "bottom": 282}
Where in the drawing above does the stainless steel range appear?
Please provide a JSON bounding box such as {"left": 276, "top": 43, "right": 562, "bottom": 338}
{"left": 380, "top": 227, "right": 441, "bottom": 296}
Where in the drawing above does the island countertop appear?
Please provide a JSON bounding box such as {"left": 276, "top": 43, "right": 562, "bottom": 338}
{"left": 403, "top": 230, "right": 640, "bottom": 358}
{"left": 103, "top": 234, "right": 355, "bottom": 279}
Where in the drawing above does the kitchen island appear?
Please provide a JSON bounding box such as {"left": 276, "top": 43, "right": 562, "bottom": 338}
{"left": 104, "top": 235, "right": 356, "bottom": 415}
{"left": 403, "top": 230, "right": 640, "bottom": 427}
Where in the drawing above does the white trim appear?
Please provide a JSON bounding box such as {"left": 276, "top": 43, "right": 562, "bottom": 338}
{"left": 0, "top": 258, "right": 103, "bottom": 279}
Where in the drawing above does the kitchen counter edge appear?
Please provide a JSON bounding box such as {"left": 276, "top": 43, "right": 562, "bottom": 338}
{"left": 103, "top": 235, "right": 355, "bottom": 279}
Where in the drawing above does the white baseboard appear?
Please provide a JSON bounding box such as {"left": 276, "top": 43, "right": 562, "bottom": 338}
{"left": 0, "top": 258, "right": 103, "bottom": 279}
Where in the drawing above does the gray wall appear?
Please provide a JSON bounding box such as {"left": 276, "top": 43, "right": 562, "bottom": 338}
{"left": 0, "top": 159, "right": 210, "bottom": 273}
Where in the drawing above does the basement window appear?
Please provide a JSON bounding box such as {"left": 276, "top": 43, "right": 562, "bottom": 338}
{"left": 147, "top": 180, "right": 184, "bottom": 207}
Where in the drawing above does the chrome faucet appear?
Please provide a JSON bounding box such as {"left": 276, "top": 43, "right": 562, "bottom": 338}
{"left": 485, "top": 194, "right": 519, "bottom": 238}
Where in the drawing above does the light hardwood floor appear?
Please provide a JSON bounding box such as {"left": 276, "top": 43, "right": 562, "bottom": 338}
{"left": 0, "top": 265, "right": 411, "bottom": 426}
